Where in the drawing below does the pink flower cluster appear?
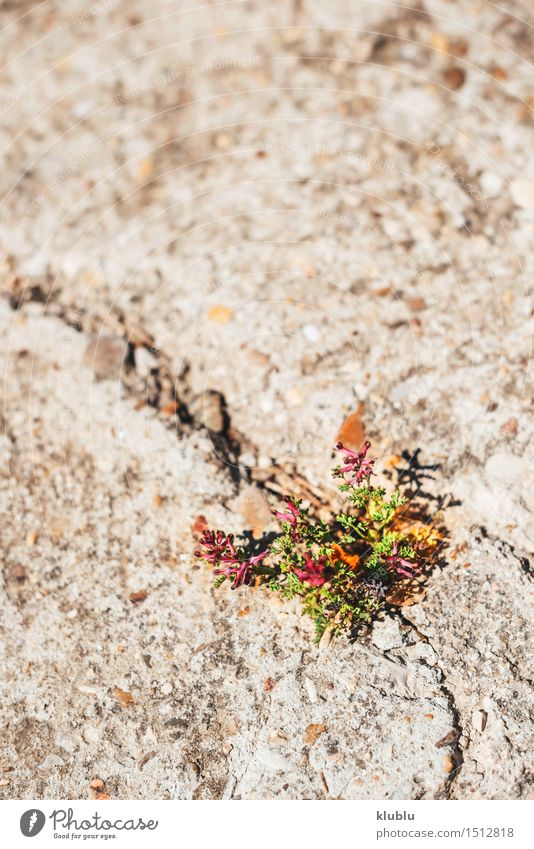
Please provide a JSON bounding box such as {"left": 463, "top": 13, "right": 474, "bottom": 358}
{"left": 386, "top": 543, "right": 418, "bottom": 578}
{"left": 293, "top": 553, "right": 328, "bottom": 587}
{"left": 334, "top": 440, "right": 375, "bottom": 485}
{"left": 272, "top": 496, "right": 302, "bottom": 541}
{"left": 194, "top": 530, "right": 268, "bottom": 589}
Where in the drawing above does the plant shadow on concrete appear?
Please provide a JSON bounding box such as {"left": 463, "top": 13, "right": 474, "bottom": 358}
{"left": 195, "top": 443, "right": 451, "bottom": 642}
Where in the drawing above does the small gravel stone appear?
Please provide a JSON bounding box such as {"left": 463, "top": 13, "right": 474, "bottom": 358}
{"left": 510, "top": 179, "right": 534, "bottom": 210}
{"left": 304, "top": 723, "right": 326, "bottom": 746}
{"left": 500, "top": 417, "right": 518, "bottom": 437}
{"left": 472, "top": 710, "right": 487, "bottom": 733}
{"left": 38, "top": 755, "right": 65, "bottom": 770}
{"left": 9, "top": 564, "right": 27, "bottom": 581}
{"left": 190, "top": 391, "right": 225, "bottom": 432}
{"left": 134, "top": 346, "right": 158, "bottom": 376}
{"left": 82, "top": 334, "right": 128, "bottom": 380}
{"left": 82, "top": 726, "right": 100, "bottom": 745}
{"left": 371, "top": 618, "right": 404, "bottom": 651}
{"left": 479, "top": 171, "right": 503, "bottom": 198}
{"left": 257, "top": 747, "right": 291, "bottom": 770}
{"left": 318, "top": 627, "right": 333, "bottom": 652}
{"left": 304, "top": 677, "right": 318, "bottom": 704}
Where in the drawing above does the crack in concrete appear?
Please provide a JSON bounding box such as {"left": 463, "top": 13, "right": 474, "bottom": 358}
{"left": 394, "top": 610, "right": 464, "bottom": 799}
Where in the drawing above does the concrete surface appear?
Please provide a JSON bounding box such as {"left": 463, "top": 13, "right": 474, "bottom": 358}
{"left": 0, "top": 0, "right": 533, "bottom": 799}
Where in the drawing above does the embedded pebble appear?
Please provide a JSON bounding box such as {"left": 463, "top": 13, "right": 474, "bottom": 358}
{"left": 479, "top": 171, "right": 503, "bottom": 198}
{"left": 82, "top": 334, "right": 128, "bottom": 380}
{"left": 510, "top": 179, "right": 534, "bottom": 210}
{"left": 38, "top": 755, "right": 65, "bottom": 770}
{"left": 183, "top": 761, "right": 201, "bottom": 786}
{"left": 82, "top": 726, "right": 100, "bottom": 745}
{"left": 134, "top": 346, "right": 158, "bottom": 376}
{"left": 472, "top": 709, "right": 488, "bottom": 733}
{"left": 485, "top": 451, "right": 523, "bottom": 481}
{"left": 302, "top": 324, "right": 320, "bottom": 343}
{"left": 304, "top": 677, "right": 318, "bottom": 704}
{"left": 55, "top": 735, "right": 76, "bottom": 753}
{"left": 304, "top": 723, "right": 326, "bottom": 746}
{"left": 257, "top": 747, "right": 291, "bottom": 770}
{"left": 318, "top": 627, "right": 333, "bottom": 651}
{"left": 371, "top": 618, "right": 404, "bottom": 651}
{"left": 415, "top": 643, "right": 438, "bottom": 665}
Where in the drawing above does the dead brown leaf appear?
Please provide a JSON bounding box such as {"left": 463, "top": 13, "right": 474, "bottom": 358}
{"left": 386, "top": 579, "right": 426, "bottom": 606}
{"left": 336, "top": 403, "right": 365, "bottom": 450}
{"left": 192, "top": 515, "right": 209, "bottom": 535}
{"left": 129, "top": 590, "right": 148, "bottom": 604}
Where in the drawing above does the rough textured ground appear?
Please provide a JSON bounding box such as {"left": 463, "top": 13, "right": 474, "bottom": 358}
{"left": 1, "top": 0, "right": 533, "bottom": 800}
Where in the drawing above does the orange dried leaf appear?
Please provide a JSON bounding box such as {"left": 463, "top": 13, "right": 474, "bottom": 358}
{"left": 160, "top": 401, "right": 177, "bottom": 415}
{"left": 114, "top": 687, "right": 135, "bottom": 707}
{"left": 336, "top": 403, "right": 365, "bottom": 451}
{"left": 330, "top": 544, "right": 360, "bottom": 571}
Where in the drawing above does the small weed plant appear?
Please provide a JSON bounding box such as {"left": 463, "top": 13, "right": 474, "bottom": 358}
{"left": 195, "top": 442, "right": 440, "bottom": 640}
